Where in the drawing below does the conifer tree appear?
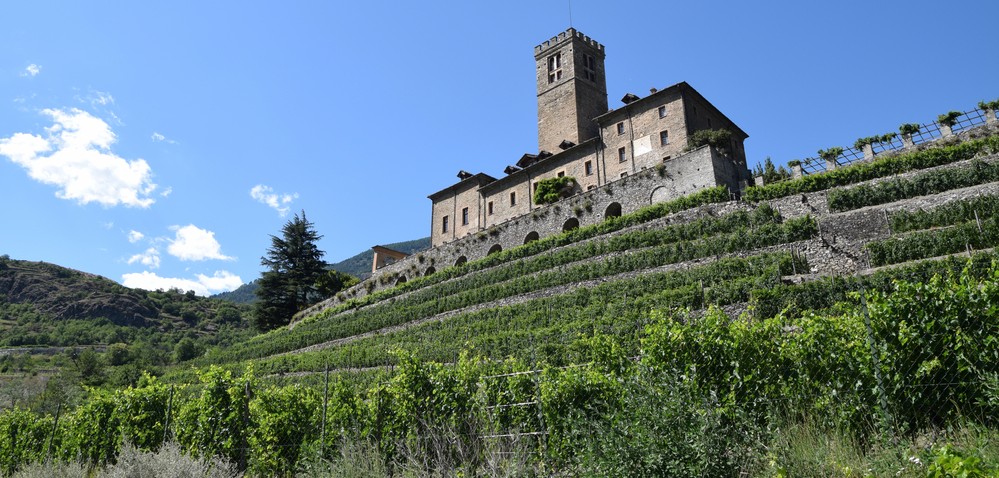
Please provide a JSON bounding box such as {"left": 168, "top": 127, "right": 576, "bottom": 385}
{"left": 253, "top": 211, "right": 327, "bottom": 331}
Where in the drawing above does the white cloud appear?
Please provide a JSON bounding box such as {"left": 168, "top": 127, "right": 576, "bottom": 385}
{"left": 150, "top": 132, "right": 177, "bottom": 144}
{"left": 92, "top": 91, "right": 114, "bottom": 106}
{"left": 127, "top": 230, "right": 144, "bottom": 243}
{"left": 167, "top": 224, "right": 233, "bottom": 261}
{"left": 127, "top": 247, "right": 161, "bottom": 268}
{"left": 21, "top": 64, "right": 41, "bottom": 77}
{"left": 160, "top": 186, "right": 172, "bottom": 198}
{"left": 122, "top": 270, "right": 243, "bottom": 296}
{"left": 0, "top": 108, "right": 158, "bottom": 208}
{"left": 250, "top": 184, "right": 298, "bottom": 217}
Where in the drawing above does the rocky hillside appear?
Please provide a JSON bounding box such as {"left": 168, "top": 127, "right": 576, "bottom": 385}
{"left": 0, "top": 256, "right": 250, "bottom": 347}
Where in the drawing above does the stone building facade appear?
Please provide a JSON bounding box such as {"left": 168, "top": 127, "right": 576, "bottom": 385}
{"left": 429, "top": 28, "right": 751, "bottom": 249}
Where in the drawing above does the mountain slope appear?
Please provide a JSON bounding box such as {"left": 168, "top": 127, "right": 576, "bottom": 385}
{"left": 328, "top": 237, "right": 430, "bottom": 279}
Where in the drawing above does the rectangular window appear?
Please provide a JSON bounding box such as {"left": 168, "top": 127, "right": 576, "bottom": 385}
{"left": 620, "top": 172, "right": 628, "bottom": 178}
{"left": 582, "top": 53, "right": 596, "bottom": 81}
{"left": 618, "top": 146, "right": 627, "bottom": 162}
{"left": 547, "top": 52, "right": 562, "bottom": 84}
{"left": 587, "top": 185, "right": 596, "bottom": 191}
{"left": 510, "top": 191, "right": 516, "bottom": 206}
{"left": 616, "top": 122, "right": 625, "bottom": 135}
{"left": 707, "top": 118, "right": 712, "bottom": 128}
{"left": 442, "top": 216, "right": 449, "bottom": 233}
{"left": 658, "top": 105, "right": 667, "bottom": 118}
{"left": 663, "top": 156, "right": 672, "bottom": 162}
{"left": 584, "top": 160, "right": 593, "bottom": 176}
{"left": 487, "top": 201, "right": 493, "bottom": 215}
{"left": 660, "top": 130, "right": 669, "bottom": 146}
{"left": 557, "top": 171, "right": 565, "bottom": 178}
{"left": 461, "top": 207, "right": 469, "bottom": 226}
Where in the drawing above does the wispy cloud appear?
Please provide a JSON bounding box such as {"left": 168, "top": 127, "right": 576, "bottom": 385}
{"left": 151, "top": 132, "right": 177, "bottom": 144}
{"left": 127, "top": 247, "right": 161, "bottom": 268}
{"left": 250, "top": 184, "right": 298, "bottom": 217}
{"left": 122, "top": 270, "right": 243, "bottom": 296}
{"left": 166, "top": 224, "right": 233, "bottom": 261}
{"left": 21, "top": 64, "right": 41, "bottom": 77}
{"left": 0, "top": 108, "right": 158, "bottom": 208}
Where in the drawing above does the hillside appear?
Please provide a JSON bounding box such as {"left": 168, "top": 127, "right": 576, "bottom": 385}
{"left": 328, "top": 236, "right": 430, "bottom": 279}
{"left": 0, "top": 256, "right": 252, "bottom": 347}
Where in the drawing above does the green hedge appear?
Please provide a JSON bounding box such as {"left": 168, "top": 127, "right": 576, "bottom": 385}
{"left": 890, "top": 194, "right": 999, "bottom": 233}
{"left": 743, "top": 135, "right": 999, "bottom": 202}
{"left": 828, "top": 159, "right": 999, "bottom": 212}
{"left": 866, "top": 216, "right": 999, "bottom": 267}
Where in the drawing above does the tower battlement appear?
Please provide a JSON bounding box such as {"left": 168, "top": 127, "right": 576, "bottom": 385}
{"left": 534, "top": 28, "right": 604, "bottom": 57}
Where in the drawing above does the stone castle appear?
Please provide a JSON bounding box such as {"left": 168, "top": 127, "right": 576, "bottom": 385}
{"left": 371, "top": 28, "right": 752, "bottom": 281}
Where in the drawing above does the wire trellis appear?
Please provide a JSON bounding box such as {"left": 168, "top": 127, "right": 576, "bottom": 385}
{"left": 791, "top": 106, "right": 993, "bottom": 177}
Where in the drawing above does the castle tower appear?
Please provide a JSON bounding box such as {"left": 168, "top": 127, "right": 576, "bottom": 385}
{"left": 535, "top": 28, "right": 608, "bottom": 154}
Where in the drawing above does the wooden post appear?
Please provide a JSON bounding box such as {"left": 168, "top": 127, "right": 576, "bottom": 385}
{"left": 162, "top": 385, "right": 174, "bottom": 445}
{"left": 320, "top": 363, "right": 330, "bottom": 457}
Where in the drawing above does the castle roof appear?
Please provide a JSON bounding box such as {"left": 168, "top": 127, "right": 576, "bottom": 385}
{"left": 427, "top": 172, "right": 496, "bottom": 201}
{"left": 478, "top": 137, "right": 599, "bottom": 194}
{"left": 595, "top": 81, "right": 749, "bottom": 139}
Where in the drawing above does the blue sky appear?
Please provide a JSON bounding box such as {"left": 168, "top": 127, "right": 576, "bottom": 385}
{"left": 1, "top": 1, "right": 996, "bottom": 295}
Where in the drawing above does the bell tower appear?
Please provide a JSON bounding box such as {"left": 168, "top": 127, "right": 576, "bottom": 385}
{"left": 535, "top": 28, "right": 608, "bottom": 153}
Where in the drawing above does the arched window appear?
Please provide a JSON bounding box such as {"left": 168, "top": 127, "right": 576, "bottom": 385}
{"left": 424, "top": 266, "right": 436, "bottom": 276}
{"left": 454, "top": 256, "right": 467, "bottom": 267}
{"left": 524, "top": 231, "right": 540, "bottom": 244}
{"left": 395, "top": 275, "right": 407, "bottom": 286}
{"left": 488, "top": 244, "right": 503, "bottom": 255}
{"left": 562, "top": 217, "right": 580, "bottom": 232}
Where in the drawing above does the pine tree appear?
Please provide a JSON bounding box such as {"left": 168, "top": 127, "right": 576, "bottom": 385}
{"left": 253, "top": 211, "right": 327, "bottom": 331}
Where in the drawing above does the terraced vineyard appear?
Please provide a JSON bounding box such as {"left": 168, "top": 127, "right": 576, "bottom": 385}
{"left": 5, "top": 125, "right": 999, "bottom": 476}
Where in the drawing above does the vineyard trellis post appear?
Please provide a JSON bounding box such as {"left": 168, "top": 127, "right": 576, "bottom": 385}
{"left": 162, "top": 385, "right": 174, "bottom": 445}
{"left": 45, "top": 401, "right": 61, "bottom": 465}
{"left": 859, "top": 283, "right": 894, "bottom": 438}
{"left": 320, "top": 362, "right": 329, "bottom": 456}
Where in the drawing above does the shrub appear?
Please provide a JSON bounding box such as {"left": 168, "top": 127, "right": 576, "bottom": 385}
{"left": 686, "top": 129, "right": 733, "bottom": 152}
{"left": 827, "top": 159, "right": 999, "bottom": 212}
{"left": 900, "top": 123, "right": 921, "bottom": 135}
{"left": 533, "top": 176, "right": 576, "bottom": 205}
{"left": 817, "top": 147, "right": 843, "bottom": 163}
{"left": 978, "top": 99, "right": 999, "bottom": 111}
{"left": 938, "top": 111, "right": 963, "bottom": 127}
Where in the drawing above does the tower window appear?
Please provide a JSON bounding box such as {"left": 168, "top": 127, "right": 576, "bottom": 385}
{"left": 658, "top": 105, "right": 667, "bottom": 118}
{"left": 584, "top": 160, "right": 593, "bottom": 176}
{"left": 442, "top": 216, "right": 449, "bottom": 233}
{"left": 547, "top": 52, "right": 562, "bottom": 84}
{"left": 487, "top": 201, "right": 494, "bottom": 215}
{"left": 616, "top": 122, "right": 625, "bottom": 135}
{"left": 618, "top": 147, "right": 627, "bottom": 162}
{"left": 582, "top": 53, "right": 596, "bottom": 81}
{"left": 461, "top": 207, "right": 469, "bottom": 226}
{"left": 660, "top": 130, "right": 669, "bottom": 145}
{"left": 510, "top": 191, "right": 517, "bottom": 206}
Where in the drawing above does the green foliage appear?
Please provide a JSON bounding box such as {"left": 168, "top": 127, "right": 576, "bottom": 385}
{"left": 828, "top": 159, "right": 999, "bottom": 212}
{"left": 867, "top": 215, "right": 999, "bottom": 267}
{"left": 890, "top": 194, "right": 999, "bottom": 234}
{"left": 938, "top": 111, "right": 963, "bottom": 127}
{"left": 175, "top": 366, "right": 255, "bottom": 467}
{"left": 174, "top": 338, "right": 199, "bottom": 363}
{"left": 979, "top": 99, "right": 999, "bottom": 112}
{"left": 744, "top": 135, "right": 999, "bottom": 202}
{"left": 927, "top": 445, "right": 992, "bottom": 477}
{"left": 752, "top": 157, "right": 791, "bottom": 184}
{"left": 254, "top": 211, "right": 328, "bottom": 331}
{"left": 315, "top": 270, "right": 360, "bottom": 300}
{"left": 249, "top": 384, "right": 319, "bottom": 476}
{"left": 855, "top": 133, "right": 898, "bottom": 150}
{"left": 686, "top": 128, "right": 733, "bottom": 152}
{"left": 900, "top": 123, "right": 922, "bottom": 135}
{"left": 817, "top": 146, "right": 844, "bottom": 163}
{"left": 0, "top": 408, "right": 52, "bottom": 476}
{"left": 532, "top": 176, "right": 576, "bottom": 205}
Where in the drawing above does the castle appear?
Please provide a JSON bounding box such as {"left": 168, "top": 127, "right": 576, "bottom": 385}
{"left": 371, "top": 28, "right": 752, "bottom": 280}
{"left": 428, "top": 28, "right": 751, "bottom": 249}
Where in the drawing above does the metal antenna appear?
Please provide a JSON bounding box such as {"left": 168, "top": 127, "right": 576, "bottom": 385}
{"left": 568, "top": 0, "right": 573, "bottom": 27}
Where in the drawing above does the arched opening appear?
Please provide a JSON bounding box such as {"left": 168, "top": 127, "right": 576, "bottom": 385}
{"left": 604, "top": 202, "right": 622, "bottom": 219}
{"left": 488, "top": 244, "right": 503, "bottom": 255}
{"left": 524, "top": 231, "right": 540, "bottom": 244}
{"left": 454, "top": 256, "right": 467, "bottom": 267}
{"left": 650, "top": 186, "right": 671, "bottom": 204}
{"left": 562, "top": 217, "right": 580, "bottom": 232}
{"left": 395, "top": 275, "right": 407, "bottom": 286}
{"left": 424, "top": 266, "right": 436, "bottom": 276}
